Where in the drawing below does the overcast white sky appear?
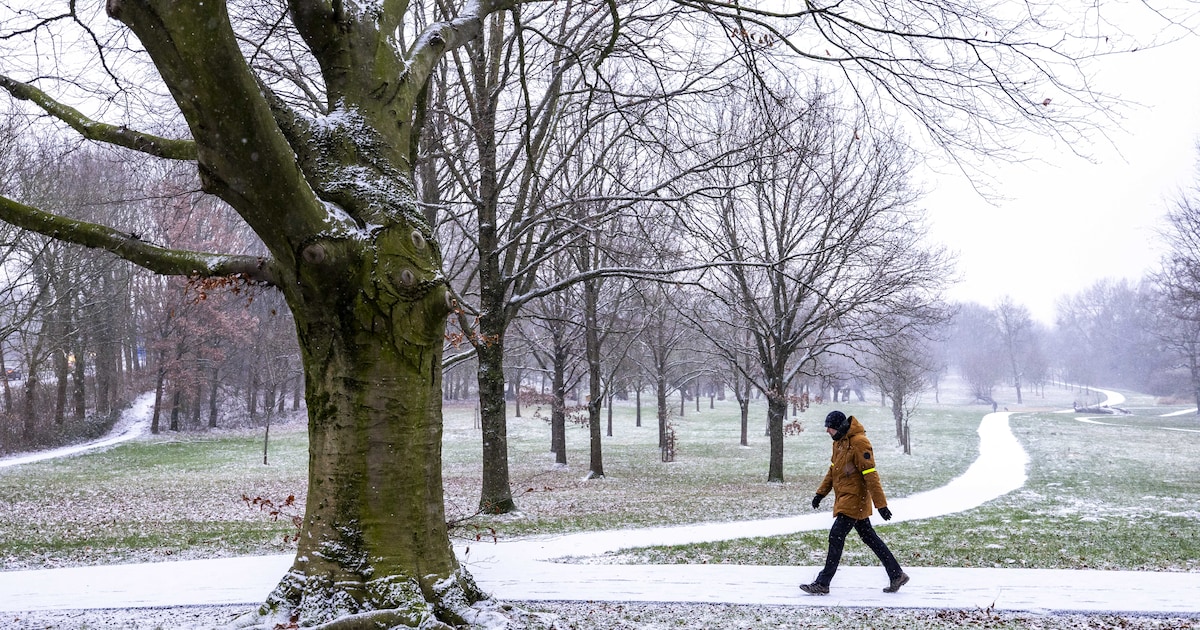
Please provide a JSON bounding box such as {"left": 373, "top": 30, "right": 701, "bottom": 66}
{"left": 921, "top": 32, "right": 1200, "bottom": 325}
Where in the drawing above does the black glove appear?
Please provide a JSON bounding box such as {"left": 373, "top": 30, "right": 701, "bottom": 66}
{"left": 811, "top": 494, "right": 824, "bottom": 509}
{"left": 879, "top": 506, "right": 892, "bottom": 521}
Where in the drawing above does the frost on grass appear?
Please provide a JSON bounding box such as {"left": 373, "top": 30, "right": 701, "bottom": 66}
{"left": 8, "top": 603, "right": 1200, "bottom": 630}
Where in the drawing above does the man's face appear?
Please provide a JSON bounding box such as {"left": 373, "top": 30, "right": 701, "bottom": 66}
{"left": 826, "top": 426, "right": 837, "bottom": 437}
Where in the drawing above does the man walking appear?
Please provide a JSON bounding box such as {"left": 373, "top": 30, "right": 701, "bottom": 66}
{"left": 800, "top": 410, "right": 909, "bottom": 595}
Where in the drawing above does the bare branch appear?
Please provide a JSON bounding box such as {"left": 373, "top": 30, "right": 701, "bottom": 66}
{"left": 0, "top": 193, "right": 277, "bottom": 285}
{"left": 0, "top": 75, "right": 197, "bottom": 161}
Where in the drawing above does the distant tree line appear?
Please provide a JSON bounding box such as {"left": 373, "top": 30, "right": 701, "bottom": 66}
{"left": 0, "top": 136, "right": 302, "bottom": 455}
{"left": 7, "top": 112, "right": 1200, "bottom": 469}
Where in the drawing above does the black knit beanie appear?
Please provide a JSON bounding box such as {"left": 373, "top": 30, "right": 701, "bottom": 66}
{"left": 824, "top": 410, "right": 850, "bottom": 440}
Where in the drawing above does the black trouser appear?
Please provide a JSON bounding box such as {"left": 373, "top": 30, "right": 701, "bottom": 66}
{"left": 815, "top": 513, "right": 903, "bottom": 586}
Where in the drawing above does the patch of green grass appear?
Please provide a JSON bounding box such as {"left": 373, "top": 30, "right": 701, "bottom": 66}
{"left": 443, "top": 396, "right": 986, "bottom": 536}
{"left": 2, "top": 380, "right": 1197, "bottom": 580}
{"left": 0, "top": 520, "right": 297, "bottom": 570}
{"left": 0, "top": 418, "right": 309, "bottom": 569}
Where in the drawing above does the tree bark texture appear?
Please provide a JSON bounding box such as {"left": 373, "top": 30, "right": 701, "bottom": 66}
{"left": 656, "top": 374, "right": 669, "bottom": 449}
{"left": 476, "top": 338, "right": 515, "bottom": 513}
{"left": 551, "top": 328, "right": 568, "bottom": 465}
{"left": 260, "top": 238, "right": 481, "bottom": 624}
{"left": 583, "top": 279, "right": 605, "bottom": 478}
{"left": 739, "top": 398, "right": 749, "bottom": 447}
{"left": 766, "top": 393, "right": 787, "bottom": 483}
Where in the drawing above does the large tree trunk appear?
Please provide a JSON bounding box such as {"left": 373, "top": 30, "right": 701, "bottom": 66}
{"left": 583, "top": 279, "right": 604, "bottom": 479}
{"left": 476, "top": 337, "right": 515, "bottom": 513}
{"left": 550, "top": 318, "right": 568, "bottom": 465}
{"left": 261, "top": 228, "right": 485, "bottom": 626}
{"left": 766, "top": 392, "right": 787, "bottom": 483}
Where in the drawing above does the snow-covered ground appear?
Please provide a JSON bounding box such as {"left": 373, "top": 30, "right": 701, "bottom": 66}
{"left": 1, "top": 388, "right": 1198, "bottom": 627}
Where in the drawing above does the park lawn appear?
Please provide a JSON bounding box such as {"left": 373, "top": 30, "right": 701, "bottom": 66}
{"left": 6, "top": 378, "right": 1191, "bottom": 574}
{"left": 609, "top": 388, "right": 1200, "bottom": 573}
{"left": 4, "top": 380, "right": 1199, "bottom": 629}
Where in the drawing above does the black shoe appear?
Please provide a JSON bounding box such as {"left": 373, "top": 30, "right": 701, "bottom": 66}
{"left": 799, "top": 582, "right": 829, "bottom": 595}
{"left": 883, "top": 571, "right": 909, "bottom": 593}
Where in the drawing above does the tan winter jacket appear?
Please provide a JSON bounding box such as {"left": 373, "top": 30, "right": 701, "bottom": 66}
{"left": 815, "top": 416, "right": 888, "bottom": 520}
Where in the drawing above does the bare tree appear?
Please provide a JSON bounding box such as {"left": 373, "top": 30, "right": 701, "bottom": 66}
{"left": 1155, "top": 165, "right": 1200, "bottom": 415}
{"left": 867, "top": 311, "right": 950, "bottom": 451}
{"left": 1054, "top": 279, "right": 1162, "bottom": 393}
{"left": 949, "top": 302, "right": 1005, "bottom": 404}
{"left": 0, "top": 140, "right": 152, "bottom": 446}
{"left": 702, "top": 296, "right": 759, "bottom": 446}
{"left": 430, "top": 1, "right": 741, "bottom": 510}
{"left": 521, "top": 256, "right": 585, "bottom": 465}
{"left": 684, "top": 82, "right": 952, "bottom": 482}
{"left": 995, "top": 297, "right": 1036, "bottom": 404}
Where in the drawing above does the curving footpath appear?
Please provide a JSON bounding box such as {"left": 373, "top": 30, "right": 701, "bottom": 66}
{"left": 0, "top": 391, "right": 156, "bottom": 470}
{"left": 0, "top": 390, "right": 1198, "bottom": 617}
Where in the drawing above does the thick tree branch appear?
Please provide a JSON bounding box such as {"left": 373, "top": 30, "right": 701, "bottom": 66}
{"left": 0, "top": 75, "right": 197, "bottom": 161}
{"left": 405, "top": 0, "right": 520, "bottom": 92}
{"left": 0, "top": 194, "right": 277, "bottom": 285}
{"left": 106, "top": 0, "right": 330, "bottom": 259}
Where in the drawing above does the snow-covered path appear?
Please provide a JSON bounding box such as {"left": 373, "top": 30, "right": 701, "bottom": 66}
{"left": 0, "top": 391, "right": 155, "bottom": 469}
{"left": 463, "top": 410, "right": 1028, "bottom": 565}
{"left": 461, "top": 399, "right": 1198, "bottom": 615}
{"left": 4, "top": 553, "right": 1196, "bottom": 616}
{"left": 1, "top": 389, "right": 1198, "bottom": 617}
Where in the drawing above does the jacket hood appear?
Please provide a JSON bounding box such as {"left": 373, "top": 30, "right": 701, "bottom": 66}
{"left": 840, "top": 416, "right": 865, "bottom": 440}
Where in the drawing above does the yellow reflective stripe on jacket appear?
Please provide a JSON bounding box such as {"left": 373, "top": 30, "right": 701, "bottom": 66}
{"left": 861, "top": 467, "right": 877, "bottom": 475}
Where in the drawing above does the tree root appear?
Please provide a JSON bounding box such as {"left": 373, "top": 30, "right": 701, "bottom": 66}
{"left": 223, "top": 566, "right": 504, "bottom": 629}
{"left": 226, "top": 597, "right": 554, "bottom": 630}
{"left": 312, "top": 608, "right": 441, "bottom": 630}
